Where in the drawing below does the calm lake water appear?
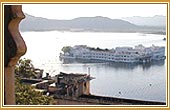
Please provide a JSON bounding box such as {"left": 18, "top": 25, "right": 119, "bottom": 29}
{"left": 21, "top": 31, "right": 166, "bottom": 102}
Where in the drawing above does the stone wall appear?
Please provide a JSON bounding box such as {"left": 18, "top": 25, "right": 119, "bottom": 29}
{"left": 53, "top": 94, "right": 166, "bottom": 105}
{"left": 54, "top": 98, "right": 100, "bottom": 105}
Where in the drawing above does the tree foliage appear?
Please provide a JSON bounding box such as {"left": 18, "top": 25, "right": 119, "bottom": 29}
{"left": 15, "top": 58, "right": 54, "bottom": 105}
{"left": 61, "top": 46, "right": 71, "bottom": 53}
{"left": 15, "top": 58, "right": 36, "bottom": 78}
{"left": 15, "top": 78, "right": 54, "bottom": 105}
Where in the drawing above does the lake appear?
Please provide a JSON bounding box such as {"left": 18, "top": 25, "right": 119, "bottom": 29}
{"left": 21, "top": 31, "right": 166, "bottom": 102}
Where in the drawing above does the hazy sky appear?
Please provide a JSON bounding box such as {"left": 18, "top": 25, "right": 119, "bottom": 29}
{"left": 22, "top": 4, "right": 167, "bottom": 20}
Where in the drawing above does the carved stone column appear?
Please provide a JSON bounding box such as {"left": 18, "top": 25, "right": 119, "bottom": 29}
{"left": 4, "top": 5, "right": 27, "bottom": 105}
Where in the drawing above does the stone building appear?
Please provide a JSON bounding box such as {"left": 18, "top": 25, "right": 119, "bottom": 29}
{"left": 48, "top": 72, "right": 93, "bottom": 97}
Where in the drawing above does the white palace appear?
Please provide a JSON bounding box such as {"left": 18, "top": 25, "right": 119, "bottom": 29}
{"left": 60, "top": 45, "right": 165, "bottom": 63}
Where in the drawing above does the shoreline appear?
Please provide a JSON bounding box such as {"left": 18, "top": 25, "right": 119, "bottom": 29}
{"left": 20, "top": 30, "right": 166, "bottom": 35}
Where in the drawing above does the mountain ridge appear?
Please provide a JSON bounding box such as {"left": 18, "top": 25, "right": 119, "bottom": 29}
{"left": 20, "top": 13, "right": 165, "bottom": 34}
{"left": 122, "top": 15, "right": 166, "bottom": 27}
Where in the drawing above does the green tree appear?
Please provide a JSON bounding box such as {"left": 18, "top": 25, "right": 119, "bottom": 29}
{"left": 15, "top": 58, "right": 36, "bottom": 78}
{"left": 15, "top": 58, "right": 55, "bottom": 105}
{"left": 15, "top": 78, "right": 54, "bottom": 105}
{"left": 61, "top": 46, "right": 71, "bottom": 53}
{"left": 105, "top": 48, "right": 109, "bottom": 51}
{"left": 96, "top": 47, "right": 102, "bottom": 51}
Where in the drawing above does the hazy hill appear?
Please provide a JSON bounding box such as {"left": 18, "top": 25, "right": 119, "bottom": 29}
{"left": 20, "top": 14, "right": 165, "bottom": 34}
{"left": 122, "top": 15, "right": 166, "bottom": 27}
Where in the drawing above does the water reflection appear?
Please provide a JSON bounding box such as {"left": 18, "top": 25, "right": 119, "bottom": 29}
{"left": 61, "top": 58, "right": 165, "bottom": 70}
{"left": 140, "top": 60, "right": 165, "bottom": 70}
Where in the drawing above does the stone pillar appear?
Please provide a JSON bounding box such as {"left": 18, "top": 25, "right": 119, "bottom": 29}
{"left": 4, "top": 5, "right": 26, "bottom": 105}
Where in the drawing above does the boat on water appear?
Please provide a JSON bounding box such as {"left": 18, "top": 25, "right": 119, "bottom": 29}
{"left": 59, "top": 44, "right": 165, "bottom": 63}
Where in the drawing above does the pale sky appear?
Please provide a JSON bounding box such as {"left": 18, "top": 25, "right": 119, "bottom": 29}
{"left": 22, "top": 4, "right": 167, "bottom": 20}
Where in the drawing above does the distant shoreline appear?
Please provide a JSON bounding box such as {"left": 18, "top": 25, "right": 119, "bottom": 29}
{"left": 20, "top": 30, "right": 166, "bottom": 35}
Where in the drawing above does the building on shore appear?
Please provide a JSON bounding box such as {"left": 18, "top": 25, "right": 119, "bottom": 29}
{"left": 60, "top": 45, "right": 165, "bottom": 63}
